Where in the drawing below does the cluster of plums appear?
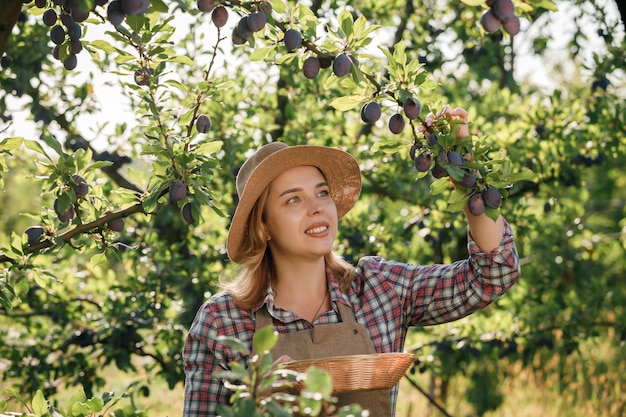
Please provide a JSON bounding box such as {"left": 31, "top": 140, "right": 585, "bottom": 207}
{"left": 34, "top": 0, "right": 150, "bottom": 71}
{"left": 25, "top": 174, "right": 125, "bottom": 246}
{"left": 169, "top": 180, "right": 195, "bottom": 224}
{"left": 480, "top": 0, "right": 520, "bottom": 36}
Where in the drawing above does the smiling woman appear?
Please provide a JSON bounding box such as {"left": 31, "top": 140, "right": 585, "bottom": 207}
{"left": 182, "top": 140, "right": 520, "bottom": 417}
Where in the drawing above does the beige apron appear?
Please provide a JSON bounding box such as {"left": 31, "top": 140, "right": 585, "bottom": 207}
{"left": 255, "top": 302, "right": 392, "bottom": 417}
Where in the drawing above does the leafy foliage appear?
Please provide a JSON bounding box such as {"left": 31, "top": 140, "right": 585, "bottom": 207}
{"left": 0, "top": 0, "right": 625, "bottom": 416}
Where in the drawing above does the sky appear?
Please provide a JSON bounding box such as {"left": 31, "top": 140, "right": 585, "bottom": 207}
{"left": 1, "top": 0, "right": 623, "bottom": 150}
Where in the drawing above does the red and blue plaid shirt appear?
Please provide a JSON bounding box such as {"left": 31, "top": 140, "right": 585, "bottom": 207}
{"left": 183, "top": 219, "right": 519, "bottom": 416}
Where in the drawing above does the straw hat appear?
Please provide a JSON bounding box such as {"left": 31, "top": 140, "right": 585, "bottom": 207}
{"left": 227, "top": 142, "right": 362, "bottom": 264}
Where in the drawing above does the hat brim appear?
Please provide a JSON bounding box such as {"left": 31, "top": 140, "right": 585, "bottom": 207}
{"left": 227, "top": 145, "right": 362, "bottom": 264}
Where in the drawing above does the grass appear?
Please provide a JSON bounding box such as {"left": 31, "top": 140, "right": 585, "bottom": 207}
{"left": 2, "top": 336, "right": 624, "bottom": 416}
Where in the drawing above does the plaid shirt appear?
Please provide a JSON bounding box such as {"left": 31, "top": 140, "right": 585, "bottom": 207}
{"left": 183, "top": 219, "right": 519, "bottom": 416}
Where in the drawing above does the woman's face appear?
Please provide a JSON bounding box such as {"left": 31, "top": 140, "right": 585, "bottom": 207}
{"left": 263, "top": 165, "right": 338, "bottom": 262}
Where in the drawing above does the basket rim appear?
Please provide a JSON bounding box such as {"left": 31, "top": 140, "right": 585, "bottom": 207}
{"left": 284, "top": 351, "right": 415, "bottom": 367}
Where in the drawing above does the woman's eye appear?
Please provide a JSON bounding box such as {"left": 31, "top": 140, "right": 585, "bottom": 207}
{"left": 287, "top": 196, "right": 299, "bottom": 204}
{"left": 318, "top": 189, "right": 330, "bottom": 197}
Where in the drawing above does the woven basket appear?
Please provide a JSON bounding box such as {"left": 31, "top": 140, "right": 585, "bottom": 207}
{"left": 283, "top": 352, "right": 415, "bottom": 393}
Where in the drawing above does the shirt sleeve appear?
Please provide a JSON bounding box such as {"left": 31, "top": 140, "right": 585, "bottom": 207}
{"left": 356, "top": 217, "right": 520, "bottom": 328}
{"left": 183, "top": 293, "right": 253, "bottom": 417}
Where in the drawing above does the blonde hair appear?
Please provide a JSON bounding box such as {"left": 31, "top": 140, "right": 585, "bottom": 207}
{"left": 220, "top": 187, "right": 355, "bottom": 311}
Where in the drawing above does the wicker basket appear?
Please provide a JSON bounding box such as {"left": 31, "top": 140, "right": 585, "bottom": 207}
{"left": 283, "top": 352, "right": 415, "bottom": 393}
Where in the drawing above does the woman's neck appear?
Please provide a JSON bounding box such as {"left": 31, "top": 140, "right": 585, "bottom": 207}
{"left": 271, "top": 256, "right": 329, "bottom": 320}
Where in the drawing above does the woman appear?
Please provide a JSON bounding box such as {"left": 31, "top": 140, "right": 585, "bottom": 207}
{"left": 183, "top": 135, "right": 520, "bottom": 416}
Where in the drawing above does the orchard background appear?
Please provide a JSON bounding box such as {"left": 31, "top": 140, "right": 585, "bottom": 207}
{"left": 0, "top": 0, "right": 625, "bottom": 416}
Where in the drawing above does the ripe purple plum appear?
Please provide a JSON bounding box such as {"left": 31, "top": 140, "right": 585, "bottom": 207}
{"left": 54, "top": 199, "right": 75, "bottom": 222}
{"left": 63, "top": 54, "right": 78, "bottom": 70}
{"left": 196, "top": 114, "right": 211, "bottom": 133}
{"left": 388, "top": 113, "right": 405, "bottom": 134}
{"left": 332, "top": 53, "right": 352, "bottom": 77}
{"left": 458, "top": 173, "right": 477, "bottom": 188}
{"left": 283, "top": 29, "right": 302, "bottom": 51}
{"left": 170, "top": 180, "right": 187, "bottom": 202}
{"left": 483, "top": 186, "right": 503, "bottom": 209}
{"left": 302, "top": 56, "right": 321, "bottom": 79}
{"left": 50, "top": 25, "right": 66, "bottom": 45}
{"left": 72, "top": 175, "right": 89, "bottom": 197}
{"left": 211, "top": 6, "right": 228, "bottom": 27}
{"left": 43, "top": 9, "right": 58, "bottom": 26}
{"left": 414, "top": 155, "right": 431, "bottom": 172}
{"left": 318, "top": 56, "right": 332, "bottom": 68}
{"left": 247, "top": 11, "right": 266, "bottom": 32}
{"left": 120, "top": 0, "right": 149, "bottom": 15}
{"left": 182, "top": 202, "right": 195, "bottom": 224}
{"left": 431, "top": 162, "right": 448, "bottom": 178}
{"left": 468, "top": 193, "right": 486, "bottom": 216}
{"left": 447, "top": 150, "right": 464, "bottom": 166}
{"left": 503, "top": 16, "right": 520, "bottom": 35}
{"left": 360, "top": 101, "right": 382, "bottom": 124}
{"left": 403, "top": 97, "right": 422, "bottom": 120}
{"left": 107, "top": 1, "right": 125, "bottom": 25}
{"left": 480, "top": 10, "right": 501, "bottom": 33}
{"left": 236, "top": 16, "right": 253, "bottom": 39}
{"left": 197, "top": 0, "right": 215, "bottom": 13}
{"left": 107, "top": 217, "right": 125, "bottom": 232}
{"left": 492, "top": 0, "right": 515, "bottom": 21}
{"left": 25, "top": 226, "right": 45, "bottom": 245}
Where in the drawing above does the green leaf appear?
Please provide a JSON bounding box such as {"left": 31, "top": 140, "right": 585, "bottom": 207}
{"left": 32, "top": 390, "right": 49, "bottom": 416}
{"left": 169, "top": 55, "right": 196, "bottom": 66}
{"left": 508, "top": 168, "right": 537, "bottom": 183}
{"left": 150, "top": 0, "right": 169, "bottom": 12}
{"left": 338, "top": 9, "right": 354, "bottom": 37}
{"left": 264, "top": 400, "right": 292, "bottom": 417}
{"left": 194, "top": 141, "right": 223, "bottom": 156}
{"left": 88, "top": 39, "right": 116, "bottom": 53}
{"left": 430, "top": 177, "right": 451, "bottom": 195}
{"left": 459, "top": 0, "right": 484, "bottom": 6}
{"left": 23, "top": 139, "right": 52, "bottom": 161}
{"left": 447, "top": 189, "right": 470, "bottom": 212}
{"left": 303, "top": 367, "right": 333, "bottom": 397}
{"left": 253, "top": 325, "right": 278, "bottom": 354}
{"left": 329, "top": 95, "right": 366, "bottom": 111}
{"left": 0, "top": 137, "right": 23, "bottom": 151}
{"left": 89, "top": 253, "right": 108, "bottom": 269}
{"left": 250, "top": 46, "right": 273, "bottom": 62}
